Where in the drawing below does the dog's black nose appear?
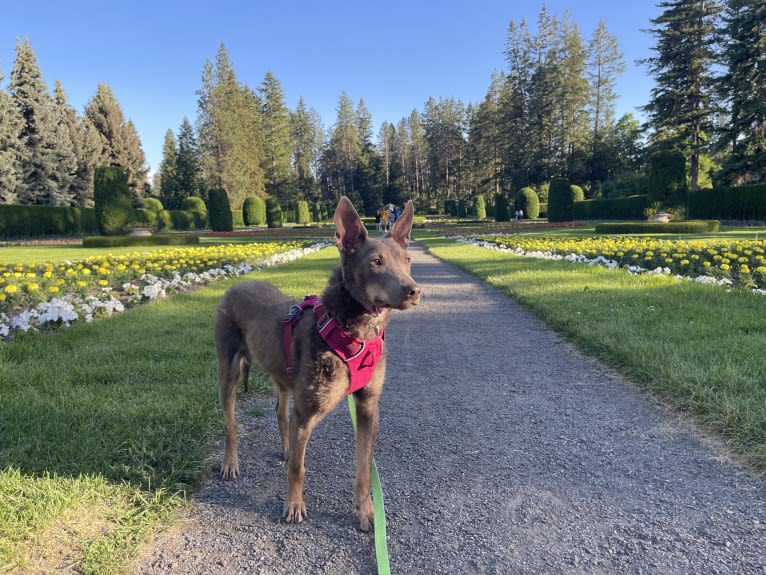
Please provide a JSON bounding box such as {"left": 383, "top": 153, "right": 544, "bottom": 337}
{"left": 408, "top": 286, "right": 421, "bottom": 303}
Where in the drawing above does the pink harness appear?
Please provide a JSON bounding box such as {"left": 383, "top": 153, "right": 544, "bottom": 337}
{"left": 282, "top": 295, "right": 385, "bottom": 393}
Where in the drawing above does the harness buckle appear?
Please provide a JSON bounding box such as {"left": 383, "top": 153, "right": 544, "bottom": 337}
{"left": 284, "top": 304, "right": 302, "bottom": 323}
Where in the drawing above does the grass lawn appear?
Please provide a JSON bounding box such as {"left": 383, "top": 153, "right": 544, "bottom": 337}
{"left": 416, "top": 232, "right": 766, "bottom": 474}
{"left": 0, "top": 245, "right": 339, "bottom": 574}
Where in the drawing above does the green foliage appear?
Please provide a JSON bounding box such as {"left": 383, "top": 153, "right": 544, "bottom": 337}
{"left": 82, "top": 233, "right": 199, "bottom": 248}
{"left": 594, "top": 220, "right": 721, "bottom": 234}
{"left": 296, "top": 200, "right": 310, "bottom": 224}
{"left": 573, "top": 195, "right": 649, "bottom": 220}
{"left": 444, "top": 199, "right": 457, "bottom": 217}
{"left": 0, "top": 204, "right": 93, "bottom": 239}
{"left": 457, "top": 199, "right": 468, "bottom": 218}
{"left": 515, "top": 187, "right": 540, "bottom": 219}
{"left": 94, "top": 166, "right": 134, "bottom": 236}
{"left": 266, "top": 197, "right": 283, "bottom": 228}
{"left": 181, "top": 196, "right": 206, "bottom": 213}
{"left": 649, "top": 150, "right": 688, "bottom": 207}
{"left": 242, "top": 196, "right": 266, "bottom": 226}
{"left": 473, "top": 195, "right": 487, "bottom": 220}
{"left": 688, "top": 184, "right": 766, "bottom": 220}
{"left": 206, "top": 188, "right": 233, "bottom": 232}
{"left": 494, "top": 193, "right": 511, "bottom": 222}
{"left": 547, "top": 178, "right": 575, "bottom": 222}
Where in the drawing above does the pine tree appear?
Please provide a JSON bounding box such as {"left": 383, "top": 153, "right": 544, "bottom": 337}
{"left": 159, "top": 129, "right": 182, "bottom": 208}
{"left": 54, "top": 80, "right": 102, "bottom": 207}
{"left": 84, "top": 83, "right": 148, "bottom": 202}
{"left": 587, "top": 21, "right": 625, "bottom": 143}
{"left": 0, "top": 69, "right": 21, "bottom": 203}
{"left": 10, "top": 38, "right": 74, "bottom": 205}
{"left": 259, "top": 71, "right": 293, "bottom": 203}
{"left": 175, "top": 117, "right": 202, "bottom": 200}
{"left": 642, "top": 0, "right": 722, "bottom": 191}
{"left": 196, "top": 44, "right": 265, "bottom": 208}
{"left": 326, "top": 92, "right": 361, "bottom": 202}
{"left": 718, "top": 0, "right": 766, "bottom": 182}
{"left": 291, "top": 98, "right": 321, "bottom": 201}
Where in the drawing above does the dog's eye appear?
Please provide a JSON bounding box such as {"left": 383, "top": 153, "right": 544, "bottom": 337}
{"left": 404, "top": 256, "right": 411, "bottom": 264}
{"left": 371, "top": 257, "right": 382, "bottom": 266}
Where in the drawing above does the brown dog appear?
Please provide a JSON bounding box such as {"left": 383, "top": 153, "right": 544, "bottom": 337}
{"left": 215, "top": 196, "right": 420, "bottom": 530}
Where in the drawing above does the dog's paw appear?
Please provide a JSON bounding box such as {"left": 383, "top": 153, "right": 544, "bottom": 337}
{"left": 220, "top": 461, "right": 239, "bottom": 481}
{"left": 357, "top": 498, "right": 374, "bottom": 532}
{"left": 284, "top": 500, "right": 307, "bottom": 524}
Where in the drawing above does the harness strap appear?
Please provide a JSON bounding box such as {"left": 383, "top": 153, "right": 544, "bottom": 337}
{"left": 282, "top": 295, "right": 384, "bottom": 393}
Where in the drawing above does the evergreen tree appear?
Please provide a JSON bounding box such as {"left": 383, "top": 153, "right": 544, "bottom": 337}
{"left": 259, "top": 71, "right": 293, "bottom": 203}
{"left": 586, "top": 21, "right": 625, "bottom": 143}
{"left": 291, "top": 98, "right": 322, "bottom": 201}
{"left": 470, "top": 71, "right": 506, "bottom": 199}
{"left": 84, "top": 83, "right": 148, "bottom": 201}
{"left": 422, "top": 97, "right": 468, "bottom": 209}
{"left": 642, "top": 0, "right": 722, "bottom": 191}
{"left": 10, "top": 38, "right": 74, "bottom": 205}
{"left": 196, "top": 44, "right": 265, "bottom": 208}
{"left": 175, "top": 117, "right": 202, "bottom": 200}
{"left": 324, "top": 92, "right": 361, "bottom": 203}
{"left": 52, "top": 80, "right": 85, "bottom": 205}
{"left": 718, "top": 0, "right": 766, "bottom": 182}
{"left": 0, "top": 70, "right": 21, "bottom": 203}
{"left": 159, "top": 128, "right": 182, "bottom": 208}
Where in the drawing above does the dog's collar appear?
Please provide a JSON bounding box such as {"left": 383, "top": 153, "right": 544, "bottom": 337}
{"left": 282, "top": 295, "right": 385, "bottom": 393}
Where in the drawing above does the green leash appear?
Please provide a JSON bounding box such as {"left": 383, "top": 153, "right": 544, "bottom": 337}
{"left": 347, "top": 394, "right": 391, "bottom": 575}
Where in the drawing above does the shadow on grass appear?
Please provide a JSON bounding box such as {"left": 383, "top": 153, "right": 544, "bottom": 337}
{"left": 0, "top": 247, "right": 341, "bottom": 491}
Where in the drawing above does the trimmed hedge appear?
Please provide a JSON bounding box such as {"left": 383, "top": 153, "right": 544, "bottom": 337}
{"left": 266, "top": 198, "right": 283, "bottom": 228}
{"left": 515, "top": 187, "right": 540, "bottom": 219}
{"left": 297, "top": 200, "right": 311, "bottom": 225}
{"left": 473, "top": 195, "right": 487, "bottom": 220}
{"left": 595, "top": 220, "right": 721, "bottom": 234}
{"left": 547, "top": 178, "right": 573, "bottom": 222}
{"left": 207, "top": 188, "right": 233, "bottom": 232}
{"left": 494, "top": 193, "right": 511, "bottom": 222}
{"left": 0, "top": 204, "right": 97, "bottom": 239}
{"left": 94, "top": 166, "right": 134, "bottom": 236}
{"left": 243, "top": 196, "right": 266, "bottom": 226}
{"left": 82, "top": 233, "right": 200, "bottom": 248}
{"left": 574, "top": 194, "right": 649, "bottom": 220}
{"left": 688, "top": 184, "right": 766, "bottom": 220}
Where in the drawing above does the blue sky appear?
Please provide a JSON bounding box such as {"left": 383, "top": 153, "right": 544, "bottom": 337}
{"left": 1, "top": 1, "right": 660, "bottom": 175}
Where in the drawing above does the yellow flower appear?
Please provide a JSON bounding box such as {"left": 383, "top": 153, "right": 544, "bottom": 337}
{"left": 48, "top": 286, "right": 60, "bottom": 293}
{"left": 4, "top": 284, "right": 17, "bottom": 294}
{"left": 98, "top": 279, "right": 109, "bottom": 287}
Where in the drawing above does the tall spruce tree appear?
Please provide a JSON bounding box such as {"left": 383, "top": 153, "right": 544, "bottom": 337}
{"left": 196, "top": 44, "right": 264, "bottom": 207}
{"left": 53, "top": 80, "right": 87, "bottom": 205}
{"left": 642, "top": 0, "right": 722, "bottom": 192}
{"left": 0, "top": 70, "right": 21, "bottom": 203}
{"left": 10, "top": 38, "right": 74, "bottom": 205}
{"left": 84, "top": 83, "right": 148, "bottom": 202}
{"left": 325, "top": 92, "right": 361, "bottom": 202}
{"left": 718, "top": 0, "right": 766, "bottom": 182}
{"left": 290, "top": 98, "right": 322, "bottom": 201}
{"left": 259, "top": 71, "right": 293, "bottom": 203}
{"left": 175, "top": 117, "right": 202, "bottom": 200}
{"left": 159, "top": 129, "right": 182, "bottom": 208}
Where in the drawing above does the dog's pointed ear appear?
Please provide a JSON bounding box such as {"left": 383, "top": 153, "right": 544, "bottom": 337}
{"left": 389, "top": 200, "right": 414, "bottom": 248}
{"left": 334, "top": 196, "right": 368, "bottom": 254}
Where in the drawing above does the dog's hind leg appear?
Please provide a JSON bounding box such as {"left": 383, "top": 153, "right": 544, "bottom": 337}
{"left": 216, "top": 313, "right": 242, "bottom": 480}
{"left": 275, "top": 386, "right": 291, "bottom": 460}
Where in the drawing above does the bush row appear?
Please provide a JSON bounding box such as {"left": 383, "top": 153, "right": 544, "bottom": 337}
{"left": 0, "top": 204, "right": 98, "bottom": 239}
{"left": 688, "top": 184, "right": 766, "bottom": 220}
{"left": 574, "top": 195, "right": 649, "bottom": 220}
{"left": 82, "top": 233, "right": 201, "bottom": 248}
{"left": 595, "top": 220, "right": 721, "bottom": 234}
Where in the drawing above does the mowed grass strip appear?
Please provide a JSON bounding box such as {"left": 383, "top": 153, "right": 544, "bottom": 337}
{"left": 418, "top": 234, "right": 766, "bottom": 472}
{"left": 0, "top": 246, "right": 338, "bottom": 575}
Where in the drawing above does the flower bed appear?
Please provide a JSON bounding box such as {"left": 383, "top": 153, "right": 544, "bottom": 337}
{"left": 467, "top": 234, "right": 766, "bottom": 292}
{"left": 0, "top": 241, "right": 328, "bottom": 339}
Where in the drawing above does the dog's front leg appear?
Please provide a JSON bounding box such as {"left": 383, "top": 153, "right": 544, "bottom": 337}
{"left": 353, "top": 391, "right": 380, "bottom": 531}
{"left": 284, "top": 406, "right": 318, "bottom": 524}
{"left": 275, "top": 386, "right": 291, "bottom": 460}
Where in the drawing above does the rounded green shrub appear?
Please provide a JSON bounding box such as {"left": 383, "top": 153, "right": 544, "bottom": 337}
{"left": 206, "top": 188, "right": 234, "bottom": 232}
{"left": 515, "top": 187, "right": 540, "bottom": 219}
{"left": 547, "top": 178, "right": 574, "bottom": 222}
{"left": 266, "top": 197, "right": 283, "bottom": 228}
{"left": 243, "top": 196, "right": 266, "bottom": 226}
{"left": 182, "top": 196, "right": 207, "bottom": 213}
{"left": 94, "top": 166, "right": 134, "bottom": 236}
{"left": 297, "top": 200, "right": 310, "bottom": 225}
{"left": 494, "top": 193, "right": 511, "bottom": 222}
{"left": 473, "top": 195, "right": 487, "bottom": 220}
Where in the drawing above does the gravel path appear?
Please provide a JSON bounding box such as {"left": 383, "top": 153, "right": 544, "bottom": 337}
{"left": 133, "top": 243, "right": 766, "bottom": 574}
